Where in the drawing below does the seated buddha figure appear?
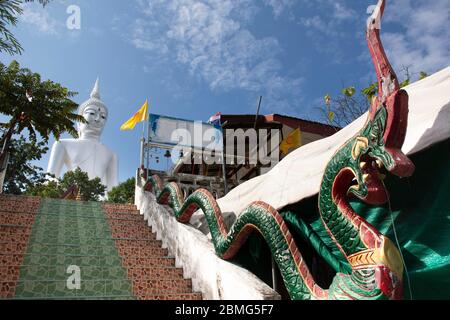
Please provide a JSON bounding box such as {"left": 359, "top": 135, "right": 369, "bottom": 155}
{"left": 47, "top": 79, "right": 118, "bottom": 191}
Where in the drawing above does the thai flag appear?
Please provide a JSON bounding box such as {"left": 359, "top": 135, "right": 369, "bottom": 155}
{"left": 208, "top": 112, "right": 222, "bottom": 127}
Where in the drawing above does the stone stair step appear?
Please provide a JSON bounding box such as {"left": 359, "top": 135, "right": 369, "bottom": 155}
{"left": 103, "top": 209, "right": 140, "bottom": 215}
{"left": 0, "top": 242, "right": 29, "bottom": 254}
{"left": 2, "top": 243, "right": 113, "bottom": 256}
{"left": 1, "top": 244, "right": 168, "bottom": 257}
{"left": 115, "top": 239, "right": 162, "bottom": 247}
{"left": 0, "top": 201, "right": 40, "bottom": 210}
{"left": 126, "top": 267, "right": 184, "bottom": 280}
{"left": 122, "top": 257, "right": 175, "bottom": 268}
{"left": 1, "top": 253, "right": 123, "bottom": 267}
{"left": 107, "top": 218, "right": 148, "bottom": 226}
{"left": 0, "top": 196, "right": 201, "bottom": 301}
{"left": 138, "top": 293, "right": 202, "bottom": 300}
{"left": 25, "top": 233, "right": 157, "bottom": 244}
{"left": 0, "top": 225, "right": 32, "bottom": 235}
{"left": 0, "top": 233, "right": 31, "bottom": 242}
{"left": 11, "top": 279, "right": 133, "bottom": 298}
{"left": 0, "top": 265, "right": 184, "bottom": 281}
{"left": 117, "top": 246, "right": 168, "bottom": 257}
{"left": 9, "top": 295, "right": 136, "bottom": 300}
{"left": 103, "top": 205, "right": 138, "bottom": 211}
{"left": 0, "top": 210, "right": 37, "bottom": 216}
{"left": 131, "top": 279, "right": 192, "bottom": 295}
{"left": 27, "top": 235, "right": 117, "bottom": 244}
{"left": 105, "top": 213, "right": 144, "bottom": 221}
{"left": 0, "top": 266, "right": 21, "bottom": 282}
{"left": 0, "top": 238, "right": 158, "bottom": 247}
{"left": 0, "top": 213, "right": 36, "bottom": 226}
{"left": 0, "top": 281, "right": 17, "bottom": 298}
{"left": 109, "top": 231, "right": 156, "bottom": 240}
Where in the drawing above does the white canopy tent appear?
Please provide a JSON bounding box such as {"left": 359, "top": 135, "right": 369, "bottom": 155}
{"left": 191, "top": 66, "right": 450, "bottom": 223}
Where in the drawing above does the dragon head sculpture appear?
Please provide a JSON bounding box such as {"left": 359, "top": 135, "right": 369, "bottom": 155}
{"left": 347, "top": 0, "right": 415, "bottom": 206}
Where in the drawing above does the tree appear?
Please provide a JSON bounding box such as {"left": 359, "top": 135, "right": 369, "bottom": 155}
{"left": 0, "top": 60, "right": 83, "bottom": 182}
{"left": 1, "top": 133, "right": 48, "bottom": 194}
{"left": 322, "top": 69, "right": 428, "bottom": 128}
{"left": 26, "top": 168, "right": 107, "bottom": 201}
{"left": 108, "top": 178, "right": 136, "bottom": 204}
{"left": 59, "top": 168, "right": 106, "bottom": 201}
{"left": 0, "top": 0, "right": 52, "bottom": 55}
{"left": 25, "top": 179, "right": 60, "bottom": 198}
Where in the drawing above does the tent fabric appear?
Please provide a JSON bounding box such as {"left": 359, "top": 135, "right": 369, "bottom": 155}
{"left": 282, "top": 138, "right": 450, "bottom": 299}
{"left": 192, "top": 66, "right": 450, "bottom": 220}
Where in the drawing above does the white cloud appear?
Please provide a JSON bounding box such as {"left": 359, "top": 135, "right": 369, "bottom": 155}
{"left": 298, "top": 0, "right": 355, "bottom": 36}
{"left": 383, "top": 0, "right": 450, "bottom": 75}
{"left": 130, "top": 0, "right": 304, "bottom": 114}
{"left": 20, "top": 4, "right": 61, "bottom": 35}
{"left": 263, "top": 0, "right": 297, "bottom": 18}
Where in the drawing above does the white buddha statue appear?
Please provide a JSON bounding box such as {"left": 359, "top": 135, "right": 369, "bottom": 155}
{"left": 47, "top": 79, "right": 118, "bottom": 191}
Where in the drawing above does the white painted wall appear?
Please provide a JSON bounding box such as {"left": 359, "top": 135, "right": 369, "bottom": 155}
{"left": 135, "top": 177, "right": 280, "bottom": 300}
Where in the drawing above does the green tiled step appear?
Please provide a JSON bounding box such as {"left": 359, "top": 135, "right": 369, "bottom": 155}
{"left": 32, "top": 212, "right": 143, "bottom": 221}
{"left": 34, "top": 213, "right": 114, "bottom": 220}
{"left": 14, "top": 265, "right": 183, "bottom": 281}
{"left": 12, "top": 279, "right": 133, "bottom": 298}
{"left": 37, "top": 209, "right": 102, "bottom": 215}
{"left": 2, "top": 253, "right": 123, "bottom": 267}
{"left": 19, "top": 265, "right": 128, "bottom": 281}
{"left": 30, "top": 226, "right": 114, "bottom": 237}
{"left": 22, "top": 253, "right": 123, "bottom": 267}
{"left": 19, "top": 244, "right": 124, "bottom": 256}
{"left": 2, "top": 243, "right": 167, "bottom": 256}
{"left": 28, "top": 219, "right": 153, "bottom": 230}
{"left": 26, "top": 234, "right": 156, "bottom": 244}
{"left": 1, "top": 238, "right": 162, "bottom": 248}
{"left": 9, "top": 278, "right": 192, "bottom": 298}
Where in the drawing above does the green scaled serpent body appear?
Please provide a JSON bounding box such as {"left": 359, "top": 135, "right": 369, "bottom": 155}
{"left": 145, "top": 0, "right": 415, "bottom": 300}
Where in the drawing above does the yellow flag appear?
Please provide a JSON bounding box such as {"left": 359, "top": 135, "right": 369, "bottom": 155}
{"left": 280, "top": 128, "right": 302, "bottom": 155}
{"left": 120, "top": 99, "right": 149, "bottom": 131}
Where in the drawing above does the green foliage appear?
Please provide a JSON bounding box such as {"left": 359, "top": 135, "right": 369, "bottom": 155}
{"left": 1, "top": 134, "right": 48, "bottom": 194}
{"left": 26, "top": 179, "right": 60, "bottom": 198}
{"left": 419, "top": 71, "right": 428, "bottom": 80}
{"left": 400, "top": 78, "right": 410, "bottom": 88}
{"left": 26, "top": 168, "right": 106, "bottom": 201}
{"left": 0, "top": 60, "right": 83, "bottom": 142}
{"left": 322, "top": 69, "right": 428, "bottom": 127}
{"left": 341, "top": 86, "right": 356, "bottom": 97}
{"left": 0, "top": 0, "right": 52, "bottom": 55}
{"left": 108, "top": 178, "right": 136, "bottom": 204}
{"left": 361, "top": 82, "right": 378, "bottom": 101}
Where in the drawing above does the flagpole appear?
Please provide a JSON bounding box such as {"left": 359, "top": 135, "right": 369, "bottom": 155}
{"left": 145, "top": 105, "right": 150, "bottom": 182}
{"left": 139, "top": 101, "right": 146, "bottom": 169}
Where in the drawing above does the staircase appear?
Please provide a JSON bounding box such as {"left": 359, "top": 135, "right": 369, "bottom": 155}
{"left": 0, "top": 195, "right": 202, "bottom": 300}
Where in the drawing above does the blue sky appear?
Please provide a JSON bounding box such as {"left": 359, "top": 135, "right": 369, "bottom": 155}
{"left": 1, "top": 0, "right": 449, "bottom": 183}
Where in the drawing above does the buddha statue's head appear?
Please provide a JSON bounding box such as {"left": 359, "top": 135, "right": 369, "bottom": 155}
{"left": 77, "top": 78, "right": 108, "bottom": 140}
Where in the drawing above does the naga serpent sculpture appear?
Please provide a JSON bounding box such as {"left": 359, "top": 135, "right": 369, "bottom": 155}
{"left": 144, "top": 0, "right": 415, "bottom": 300}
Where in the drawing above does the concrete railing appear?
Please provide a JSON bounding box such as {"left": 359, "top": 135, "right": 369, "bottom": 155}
{"left": 134, "top": 177, "right": 280, "bottom": 300}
